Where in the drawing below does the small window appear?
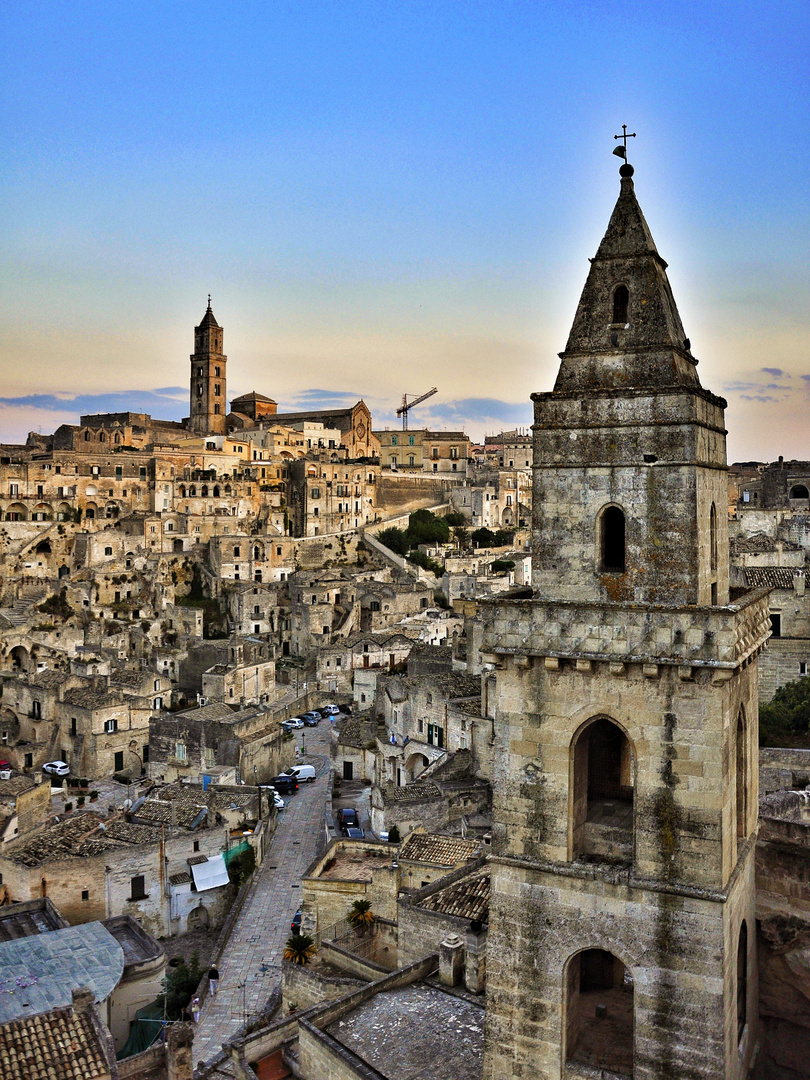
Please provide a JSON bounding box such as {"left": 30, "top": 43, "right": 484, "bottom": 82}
{"left": 612, "top": 284, "right": 629, "bottom": 324}
{"left": 176, "top": 742, "right": 187, "bottom": 761}
{"left": 737, "top": 921, "right": 748, "bottom": 1042}
{"left": 104, "top": 545, "right": 113, "bottom": 556}
{"left": 600, "top": 506, "right": 626, "bottom": 573}
{"left": 193, "top": 840, "right": 200, "bottom": 852}
{"left": 130, "top": 875, "right": 146, "bottom": 901}
{"left": 81, "top": 890, "right": 89, "bottom": 901}
{"left": 770, "top": 613, "right": 781, "bottom": 638}
{"left": 104, "top": 718, "right": 118, "bottom": 733}
{"left": 800, "top": 662, "right": 808, "bottom": 676}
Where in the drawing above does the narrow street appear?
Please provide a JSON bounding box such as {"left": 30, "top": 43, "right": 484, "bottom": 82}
{"left": 192, "top": 723, "right": 331, "bottom": 1067}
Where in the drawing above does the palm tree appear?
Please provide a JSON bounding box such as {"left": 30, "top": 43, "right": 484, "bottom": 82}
{"left": 347, "top": 898, "right": 375, "bottom": 932}
{"left": 283, "top": 933, "right": 316, "bottom": 965}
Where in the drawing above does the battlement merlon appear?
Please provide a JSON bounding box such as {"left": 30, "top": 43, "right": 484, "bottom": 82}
{"left": 480, "top": 586, "right": 772, "bottom": 671}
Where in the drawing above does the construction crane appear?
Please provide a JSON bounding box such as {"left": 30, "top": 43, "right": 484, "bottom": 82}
{"left": 396, "top": 387, "right": 437, "bottom": 430}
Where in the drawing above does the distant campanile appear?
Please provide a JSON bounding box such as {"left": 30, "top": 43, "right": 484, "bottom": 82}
{"left": 189, "top": 300, "right": 227, "bottom": 436}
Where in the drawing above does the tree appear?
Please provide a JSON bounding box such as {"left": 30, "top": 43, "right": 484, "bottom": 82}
{"left": 407, "top": 509, "right": 450, "bottom": 548}
{"left": 445, "top": 512, "right": 467, "bottom": 527}
{"left": 347, "top": 898, "right": 375, "bottom": 930}
{"left": 159, "top": 952, "right": 203, "bottom": 1020}
{"left": 471, "top": 527, "right": 496, "bottom": 547}
{"left": 284, "top": 933, "right": 317, "bottom": 965}
{"left": 760, "top": 677, "right": 810, "bottom": 746}
{"left": 378, "top": 527, "right": 409, "bottom": 555}
{"left": 387, "top": 825, "right": 401, "bottom": 843}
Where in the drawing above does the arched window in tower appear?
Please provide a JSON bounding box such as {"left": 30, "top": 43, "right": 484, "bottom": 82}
{"left": 599, "top": 505, "right": 626, "bottom": 573}
{"left": 565, "top": 948, "right": 633, "bottom": 1075}
{"left": 710, "top": 502, "right": 717, "bottom": 574}
{"left": 737, "top": 921, "right": 748, "bottom": 1043}
{"left": 736, "top": 709, "right": 747, "bottom": 846}
{"left": 790, "top": 484, "right": 810, "bottom": 502}
{"left": 612, "top": 284, "right": 629, "bottom": 324}
{"left": 571, "top": 717, "right": 634, "bottom": 862}
{"left": 201, "top": 485, "right": 208, "bottom": 497}
{"left": 213, "top": 485, "right": 220, "bottom": 497}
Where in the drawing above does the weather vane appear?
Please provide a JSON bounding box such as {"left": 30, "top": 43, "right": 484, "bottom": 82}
{"left": 612, "top": 125, "right": 637, "bottom": 175}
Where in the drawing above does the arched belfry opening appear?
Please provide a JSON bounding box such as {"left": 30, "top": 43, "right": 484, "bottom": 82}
{"left": 612, "top": 284, "right": 629, "bottom": 324}
{"left": 737, "top": 921, "right": 748, "bottom": 1043}
{"left": 565, "top": 948, "right": 634, "bottom": 1075}
{"left": 736, "top": 709, "right": 747, "bottom": 848}
{"left": 599, "top": 505, "right": 626, "bottom": 574}
{"left": 572, "top": 717, "right": 634, "bottom": 862}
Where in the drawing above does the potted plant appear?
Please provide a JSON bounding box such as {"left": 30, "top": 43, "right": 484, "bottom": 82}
{"left": 64, "top": 802, "right": 73, "bottom": 813}
{"left": 283, "top": 934, "right": 316, "bottom": 966}
{"left": 347, "top": 899, "right": 375, "bottom": 936}
{"left": 89, "top": 790, "right": 99, "bottom": 802}
{"left": 77, "top": 794, "right": 85, "bottom": 807}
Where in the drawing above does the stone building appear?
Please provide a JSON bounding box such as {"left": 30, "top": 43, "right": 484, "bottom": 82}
{"left": 479, "top": 162, "right": 768, "bottom": 1079}
{"left": 188, "top": 301, "right": 227, "bottom": 437}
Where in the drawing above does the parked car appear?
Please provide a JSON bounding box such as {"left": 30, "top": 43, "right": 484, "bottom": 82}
{"left": 302, "top": 714, "right": 320, "bottom": 727}
{"left": 284, "top": 764, "right": 316, "bottom": 783}
{"left": 291, "top": 910, "right": 302, "bottom": 934}
{"left": 0, "top": 760, "right": 12, "bottom": 770}
{"left": 339, "top": 807, "right": 359, "bottom": 829}
{"left": 322, "top": 704, "right": 341, "bottom": 715}
{"left": 273, "top": 793, "right": 286, "bottom": 811}
{"left": 284, "top": 717, "right": 305, "bottom": 729}
{"left": 343, "top": 826, "right": 365, "bottom": 839}
{"left": 270, "top": 774, "right": 299, "bottom": 794}
{"left": 42, "top": 760, "right": 70, "bottom": 777}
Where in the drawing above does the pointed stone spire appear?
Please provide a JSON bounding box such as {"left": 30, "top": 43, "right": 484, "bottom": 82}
{"left": 199, "top": 296, "right": 220, "bottom": 329}
{"left": 554, "top": 172, "right": 698, "bottom": 393}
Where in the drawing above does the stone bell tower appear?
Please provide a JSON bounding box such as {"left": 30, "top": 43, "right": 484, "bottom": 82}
{"left": 189, "top": 299, "right": 227, "bottom": 436}
{"left": 481, "top": 154, "right": 770, "bottom": 1079}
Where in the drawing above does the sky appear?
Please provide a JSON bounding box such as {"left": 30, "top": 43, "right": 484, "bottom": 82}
{"left": 1, "top": 1, "right": 808, "bottom": 461}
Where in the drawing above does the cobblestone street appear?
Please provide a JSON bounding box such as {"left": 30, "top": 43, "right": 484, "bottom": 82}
{"left": 192, "top": 725, "right": 331, "bottom": 1067}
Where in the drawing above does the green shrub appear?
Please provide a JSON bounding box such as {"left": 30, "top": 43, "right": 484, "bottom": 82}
{"left": 760, "top": 677, "right": 810, "bottom": 746}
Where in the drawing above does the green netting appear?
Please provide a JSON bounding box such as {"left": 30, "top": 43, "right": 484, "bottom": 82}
{"left": 116, "top": 999, "right": 164, "bottom": 1059}
{"left": 223, "top": 840, "right": 251, "bottom": 865}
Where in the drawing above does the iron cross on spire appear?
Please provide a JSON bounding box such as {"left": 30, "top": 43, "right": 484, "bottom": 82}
{"left": 613, "top": 125, "right": 637, "bottom": 160}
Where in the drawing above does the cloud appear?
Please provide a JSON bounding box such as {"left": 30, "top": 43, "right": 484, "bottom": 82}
{"left": 0, "top": 388, "right": 188, "bottom": 420}
{"left": 761, "top": 367, "right": 786, "bottom": 377}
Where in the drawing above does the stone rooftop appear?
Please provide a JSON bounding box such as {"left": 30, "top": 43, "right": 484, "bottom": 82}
{"left": 399, "top": 832, "right": 481, "bottom": 866}
{"left": 317, "top": 848, "right": 389, "bottom": 882}
{"left": 742, "top": 566, "right": 804, "bottom": 590}
{"left": 61, "top": 686, "right": 124, "bottom": 710}
{"left": 325, "top": 983, "right": 483, "bottom": 1080}
{"left": 26, "top": 670, "right": 69, "bottom": 690}
{"left": 0, "top": 899, "right": 68, "bottom": 941}
{"left": 419, "top": 868, "right": 490, "bottom": 922}
{"left": 0, "top": 922, "right": 124, "bottom": 1023}
{"left": 0, "top": 1004, "right": 111, "bottom": 1080}
{"left": 7, "top": 813, "right": 159, "bottom": 867}
{"left": 0, "top": 775, "right": 37, "bottom": 800}
{"left": 381, "top": 781, "right": 443, "bottom": 805}
{"left": 102, "top": 915, "right": 163, "bottom": 970}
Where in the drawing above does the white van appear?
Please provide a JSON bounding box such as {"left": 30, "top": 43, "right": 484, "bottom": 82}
{"left": 285, "top": 764, "right": 316, "bottom": 783}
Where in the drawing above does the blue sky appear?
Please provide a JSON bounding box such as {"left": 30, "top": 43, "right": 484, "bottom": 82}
{"left": 1, "top": 1, "right": 808, "bottom": 459}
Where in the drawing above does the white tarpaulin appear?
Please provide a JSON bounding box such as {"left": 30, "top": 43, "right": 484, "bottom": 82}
{"left": 190, "top": 854, "right": 229, "bottom": 892}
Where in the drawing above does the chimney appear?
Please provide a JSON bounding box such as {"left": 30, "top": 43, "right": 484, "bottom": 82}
{"left": 439, "top": 933, "right": 465, "bottom": 987}
{"left": 167, "top": 1021, "right": 194, "bottom": 1080}
{"left": 71, "top": 986, "right": 94, "bottom": 1015}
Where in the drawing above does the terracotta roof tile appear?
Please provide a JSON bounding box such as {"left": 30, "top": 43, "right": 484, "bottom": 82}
{"left": 399, "top": 832, "right": 480, "bottom": 865}
{"left": 420, "top": 868, "right": 490, "bottom": 922}
{"left": 0, "top": 1005, "right": 110, "bottom": 1080}
{"left": 382, "top": 781, "right": 442, "bottom": 804}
